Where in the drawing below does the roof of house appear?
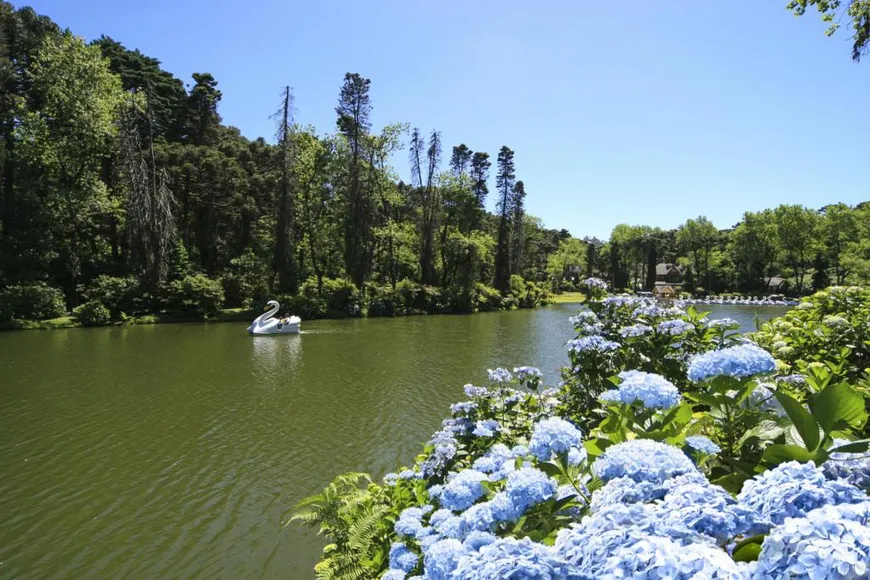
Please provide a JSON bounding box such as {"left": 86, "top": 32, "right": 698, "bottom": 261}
{"left": 768, "top": 276, "right": 785, "bottom": 287}
{"left": 656, "top": 263, "right": 683, "bottom": 277}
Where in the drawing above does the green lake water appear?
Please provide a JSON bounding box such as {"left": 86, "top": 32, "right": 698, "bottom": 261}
{"left": 0, "top": 303, "right": 787, "bottom": 579}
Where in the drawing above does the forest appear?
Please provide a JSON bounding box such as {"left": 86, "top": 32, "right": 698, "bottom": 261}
{"left": 1, "top": 2, "right": 868, "bottom": 326}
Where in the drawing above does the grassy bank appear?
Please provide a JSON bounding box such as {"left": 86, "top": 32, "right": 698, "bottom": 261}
{"left": 549, "top": 292, "right": 586, "bottom": 304}
{"left": 0, "top": 308, "right": 254, "bottom": 332}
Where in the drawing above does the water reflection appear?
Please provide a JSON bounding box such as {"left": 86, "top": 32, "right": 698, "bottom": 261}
{"left": 250, "top": 335, "right": 303, "bottom": 381}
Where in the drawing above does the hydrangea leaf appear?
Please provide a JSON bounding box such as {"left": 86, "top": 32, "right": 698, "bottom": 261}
{"left": 762, "top": 443, "right": 816, "bottom": 465}
{"left": 731, "top": 534, "right": 765, "bottom": 562}
{"left": 829, "top": 439, "right": 870, "bottom": 454}
{"left": 774, "top": 391, "right": 821, "bottom": 451}
{"left": 813, "top": 383, "right": 867, "bottom": 434}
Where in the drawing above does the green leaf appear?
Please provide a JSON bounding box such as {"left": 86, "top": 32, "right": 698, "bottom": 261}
{"left": 762, "top": 444, "right": 816, "bottom": 465}
{"left": 658, "top": 403, "right": 693, "bottom": 429}
{"left": 813, "top": 384, "right": 867, "bottom": 434}
{"left": 732, "top": 534, "right": 765, "bottom": 563}
{"left": 711, "top": 472, "right": 749, "bottom": 494}
{"left": 583, "top": 438, "right": 612, "bottom": 457}
{"left": 829, "top": 439, "right": 870, "bottom": 454}
{"left": 774, "top": 391, "right": 821, "bottom": 451}
{"left": 739, "top": 420, "right": 784, "bottom": 446}
{"left": 536, "top": 462, "right": 563, "bottom": 479}
{"left": 552, "top": 495, "right": 576, "bottom": 512}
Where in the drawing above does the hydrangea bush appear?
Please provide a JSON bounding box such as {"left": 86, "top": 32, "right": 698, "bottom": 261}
{"left": 292, "top": 289, "right": 870, "bottom": 580}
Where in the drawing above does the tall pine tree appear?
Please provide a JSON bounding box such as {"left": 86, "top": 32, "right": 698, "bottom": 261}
{"left": 510, "top": 180, "right": 526, "bottom": 276}
{"left": 494, "top": 146, "right": 515, "bottom": 292}
{"left": 336, "top": 72, "right": 372, "bottom": 288}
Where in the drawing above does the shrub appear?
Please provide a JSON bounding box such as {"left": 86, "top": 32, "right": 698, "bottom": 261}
{"left": 0, "top": 282, "right": 67, "bottom": 322}
{"left": 74, "top": 300, "right": 112, "bottom": 326}
{"left": 221, "top": 251, "right": 270, "bottom": 308}
{"left": 292, "top": 287, "right": 870, "bottom": 578}
{"left": 364, "top": 284, "right": 397, "bottom": 317}
{"left": 475, "top": 283, "right": 503, "bottom": 312}
{"left": 509, "top": 275, "right": 551, "bottom": 309}
{"left": 751, "top": 286, "right": 870, "bottom": 382}
{"left": 78, "top": 275, "right": 142, "bottom": 318}
{"left": 163, "top": 274, "right": 225, "bottom": 318}
{"left": 301, "top": 277, "right": 360, "bottom": 316}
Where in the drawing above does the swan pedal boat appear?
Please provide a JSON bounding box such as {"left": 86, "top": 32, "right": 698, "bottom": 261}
{"left": 247, "top": 300, "right": 301, "bottom": 335}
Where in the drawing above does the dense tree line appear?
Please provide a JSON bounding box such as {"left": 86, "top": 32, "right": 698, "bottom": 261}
{"left": 554, "top": 202, "right": 870, "bottom": 296}
{"left": 0, "top": 3, "right": 565, "bottom": 322}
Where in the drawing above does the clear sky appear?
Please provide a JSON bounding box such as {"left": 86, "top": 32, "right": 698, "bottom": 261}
{"left": 16, "top": 0, "right": 869, "bottom": 239}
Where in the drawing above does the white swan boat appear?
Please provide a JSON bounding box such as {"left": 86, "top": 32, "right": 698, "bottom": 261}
{"left": 247, "top": 300, "right": 301, "bottom": 335}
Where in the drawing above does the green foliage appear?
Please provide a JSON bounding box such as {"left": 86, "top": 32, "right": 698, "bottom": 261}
{"left": 0, "top": 282, "right": 67, "bottom": 322}
{"left": 73, "top": 300, "right": 112, "bottom": 326}
{"left": 78, "top": 275, "right": 142, "bottom": 318}
{"left": 751, "top": 286, "right": 870, "bottom": 381}
{"left": 221, "top": 251, "right": 270, "bottom": 308}
{"left": 163, "top": 273, "right": 225, "bottom": 318}
{"left": 788, "top": 0, "right": 870, "bottom": 61}
{"left": 301, "top": 277, "right": 360, "bottom": 316}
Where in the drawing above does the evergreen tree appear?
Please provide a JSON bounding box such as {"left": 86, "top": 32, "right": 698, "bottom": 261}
{"left": 510, "top": 180, "right": 526, "bottom": 275}
{"left": 494, "top": 146, "right": 515, "bottom": 292}
{"left": 273, "top": 86, "right": 298, "bottom": 293}
{"left": 335, "top": 72, "right": 372, "bottom": 288}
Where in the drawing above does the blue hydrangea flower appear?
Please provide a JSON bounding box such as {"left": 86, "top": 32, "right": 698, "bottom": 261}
{"left": 389, "top": 542, "right": 419, "bottom": 573}
{"left": 513, "top": 366, "right": 543, "bottom": 381}
{"left": 384, "top": 472, "right": 399, "bottom": 486}
{"left": 602, "top": 296, "right": 644, "bottom": 308}
{"left": 396, "top": 507, "right": 428, "bottom": 537}
{"left": 432, "top": 514, "right": 465, "bottom": 539}
{"left": 382, "top": 570, "right": 407, "bottom": 580}
{"left": 777, "top": 374, "right": 807, "bottom": 386}
{"left": 657, "top": 319, "right": 695, "bottom": 336}
{"left": 554, "top": 507, "right": 735, "bottom": 577}
{"left": 687, "top": 344, "right": 777, "bottom": 382}
{"left": 590, "top": 477, "right": 667, "bottom": 511}
{"left": 737, "top": 461, "right": 867, "bottom": 530}
{"left": 685, "top": 435, "right": 721, "bottom": 455}
{"left": 567, "top": 335, "right": 620, "bottom": 353}
{"left": 486, "top": 368, "right": 512, "bottom": 383}
{"left": 608, "top": 370, "right": 681, "bottom": 409}
{"left": 619, "top": 323, "right": 653, "bottom": 338}
{"left": 399, "top": 469, "right": 420, "bottom": 480}
{"left": 463, "top": 384, "right": 488, "bottom": 398}
{"left": 439, "top": 469, "right": 489, "bottom": 512}
{"left": 574, "top": 322, "right": 604, "bottom": 336}
{"left": 503, "top": 467, "right": 558, "bottom": 511}
{"left": 421, "top": 428, "right": 459, "bottom": 477}
{"left": 472, "top": 419, "right": 500, "bottom": 438}
{"left": 582, "top": 277, "right": 608, "bottom": 290}
{"left": 593, "top": 439, "right": 697, "bottom": 484}
{"left": 567, "top": 446, "right": 587, "bottom": 467}
{"left": 422, "top": 538, "right": 465, "bottom": 580}
{"left": 528, "top": 417, "right": 584, "bottom": 461}
{"left": 428, "top": 508, "right": 452, "bottom": 527}
{"left": 462, "top": 531, "right": 497, "bottom": 552}
{"left": 659, "top": 477, "right": 755, "bottom": 544}
{"left": 569, "top": 311, "right": 599, "bottom": 326}
{"left": 450, "top": 537, "right": 569, "bottom": 579}
{"left": 450, "top": 401, "right": 477, "bottom": 415}
{"left": 753, "top": 502, "right": 870, "bottom": 580}
{"left": 823, "top": 439, "right": 870, "bottom": 490}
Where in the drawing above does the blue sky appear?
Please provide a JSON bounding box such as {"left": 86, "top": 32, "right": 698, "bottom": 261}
{"left": 18, "top": 0, "right": 869, "bottom": 239}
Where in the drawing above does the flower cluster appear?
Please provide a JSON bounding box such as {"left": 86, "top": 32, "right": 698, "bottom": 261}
{"left": 486, "top": 367, "right": 512, "bottom": 383}
{"left": 618, "top": 323, "right": 653, "bottom": 338}
{"left": 528, "top": 417, "right": 583, "bottom": 462}
{"left": 823, "top": 439, "right": 870, "bottom": 490}
{"left": 657, "top": 319, "right": 695, "bottom": 336}
{"left": 685, "top": 435, "right": 721, "bottom": 455}
{"left": 581, "top": 277, "right": 608, "bottom": 290}
{"left": 687, "top": 343, "right": 777, "bottom": 382}
{"left": 736, "top": 461, "right": 866, "bottom": 530}
{"left": 566, "top": 335, "right": 620, "bottom": 353}
{"left": 593, "top": 439, "right": 698, "bottom": 484}
{"left": 600, "top": 370, "right": 680, "bottom": 409}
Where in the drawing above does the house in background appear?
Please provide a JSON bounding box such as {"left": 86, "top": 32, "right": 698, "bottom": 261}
{"left": 653, "top": 263, "right": 683, "bottom": 297}
{"left": 767, "top": 275, "right": 786, "bottom": 294}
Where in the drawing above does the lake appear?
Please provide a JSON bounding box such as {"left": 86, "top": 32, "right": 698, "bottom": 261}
{"left": 0, "top": 303, "right": 787, "bottom": 579}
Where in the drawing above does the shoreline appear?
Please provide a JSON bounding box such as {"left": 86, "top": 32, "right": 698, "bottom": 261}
{"left": 0, "top": 295, "right": 588, "bottom": 332}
